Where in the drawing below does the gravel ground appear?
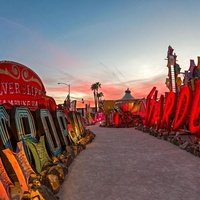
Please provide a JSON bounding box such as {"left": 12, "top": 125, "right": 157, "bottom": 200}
{"left": 58, "top": 125, "right": 200, "bottom": 200}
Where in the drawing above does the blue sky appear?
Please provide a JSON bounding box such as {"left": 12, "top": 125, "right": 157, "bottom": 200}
{"left": 1, "top": 0, "right": 200, "bottom": 104}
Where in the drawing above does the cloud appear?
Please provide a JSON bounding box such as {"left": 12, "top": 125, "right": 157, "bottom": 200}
{"left": 0, "top": 15, "right": 170, "bottom": 106}
{"left": 0, "top": 16, "right": 84, "bottom": 71}
{"left": 48, "top": 71, "right": 168, "bottom": 105}
{"left": 100, "top": 73, "right": 167, "bottom": 99}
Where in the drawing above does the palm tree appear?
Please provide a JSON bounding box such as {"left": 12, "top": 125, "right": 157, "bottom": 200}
{"left": 97, "top": 92, "right": 104, "bottom": 111}
{"left": 97, "top": 91, "right": 104, "bottom": 103}
{"left": 97, "top": 92, "right": 104, "bottom": 100}
{"left": 96, "top": 82, "right": 101, "bottom": 93}
{"left": 91, "top": 82, "right": 101, "bottom": 112}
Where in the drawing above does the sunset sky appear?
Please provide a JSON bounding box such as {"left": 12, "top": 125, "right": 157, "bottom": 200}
{"left": 1, "top": 0, "right": 200, "bottom": 106}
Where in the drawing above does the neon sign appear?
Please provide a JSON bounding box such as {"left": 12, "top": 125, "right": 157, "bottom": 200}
{"left": 189, "top": 79, "right": 200, "bottom": 136}
{"left": 144, "top": 79, "right": 200, "bottom": 137}
{"left": 160, "top": 91, "right": 176, "bottom": 131}
{"left": 0, "top": 61, "right": 54, "bottom": 110}
{"left": 172, "top": 85, "right": 191, "bottom": 131}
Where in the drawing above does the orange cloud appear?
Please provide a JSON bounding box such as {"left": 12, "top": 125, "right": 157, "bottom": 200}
{"left": 46, "top": 73, "right": 169, "bottom": 107}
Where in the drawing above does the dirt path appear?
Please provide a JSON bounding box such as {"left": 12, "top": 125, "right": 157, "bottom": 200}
{"left": 58, "top": 125, "right": 200, "bottom": 200}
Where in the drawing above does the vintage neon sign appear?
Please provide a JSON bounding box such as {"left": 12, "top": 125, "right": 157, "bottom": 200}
{"left": 0, "top": 106, "right": 13, "bottom": 150}
{"left": 67, "top": 112, "right": 82, "bottom": 140}
{"left": 144, "top": 87, "right": 157, "bottom": 126}
{"left": 36, "top": 109, "right": 62, "bottom": 156}
{"left": 3, "top": 145, "right": 30, "bottom": 192}
{"left": 147, "top": 99, "right": 157, "bottom": 127}
{"left": 0, "top": 158, "right": 13, "bottom": 199}
{"left": 145, "top": 78, "right": 200, "bottom": 137}
{"left": 189, "top": 79, "right": 200, "bottom": 136}
{"left": 76, "top": 113, "right": 85, "bottom": 134}
{"left": 0, "top": 61, "right": 56, "bottom": 111}
{"left": 24, "top": 136, "right": 52, "bottom": 173}
{"left": 11, "top": 107, "right": 37, "bottom": 140}
{"left": 0, "top": 180, "right": 10, "bottom": 200}
{"left": 160, "top": 92, "right": 176, "bottom": 130}
{"left": 172, "top": 85, "right": 191, "bottom": 131}
{"left": 144, "top": 88, "right": 176, "bottom": 131}
{"left": 113, "top": 112, "right": 120, "bottom": 127}
{"left": 150, "top": 95, "right": 164, "bottom": 130}
{"left": 53, "top": 110, "right": 70, "bottom": 147}
{"left": 0, "top": 82, "right": 42, "bottom": 96}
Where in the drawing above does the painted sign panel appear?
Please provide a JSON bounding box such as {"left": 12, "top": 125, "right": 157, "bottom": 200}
{"left": 0, "top": 61, "right": 56, "bottom": 111}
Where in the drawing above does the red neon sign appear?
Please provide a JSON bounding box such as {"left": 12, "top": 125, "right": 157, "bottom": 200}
{"left": 113, "top": 112, "right": 120, "bottom": 127}
{"left": 144, "top": 79, "right": 200, "bottom": 137}
{"left": 144, "top": 87, "right": 157, "bottom": 126}
{"left": 189, "top": 79, "right": 200, "bottom": 136}
{"left": 0, "top": 61, "right": 56, "bottom": 111}
{"left": 151, "top": 95, "right": 164, "bottom": 130}
{"left": 173, "top": 85, "right": 191, "bottom": 131}
{"left": 160, "top": 91, "right": 176, "bottom": 131}
{"left": 147, "top": 99, "right": 157, "bottom": 127}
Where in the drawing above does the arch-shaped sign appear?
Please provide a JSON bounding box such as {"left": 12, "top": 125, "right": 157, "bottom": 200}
{"left": 0, "top": 61, "right": 57, "bottom": 111}
{"left": 0, "top": 61, "right": 46, "bottom": 110}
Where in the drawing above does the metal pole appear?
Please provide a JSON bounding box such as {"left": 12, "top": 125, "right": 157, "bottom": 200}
{"left": 57, "top": 82, "right": 71, "bottom": 108}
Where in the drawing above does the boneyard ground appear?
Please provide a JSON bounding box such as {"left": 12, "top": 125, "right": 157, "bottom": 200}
{"left": 58, "top": 125, "right": 200, "bottom": 200}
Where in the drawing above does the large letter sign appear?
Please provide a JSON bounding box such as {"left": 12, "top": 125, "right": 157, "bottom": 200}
{"left": 160, "top": 91, "right": 176, "bottom": 131}
{"left": 144, "top": 87, "right": 157, "bottom": 126}
{"left": 189, "top": 79, "right": 200, "bottom": 136}
{"left": 152, "top": 95, "right": 164, "bottom": 130}
{"left": 173, "top": 85, "right": 191, "bottom": 130}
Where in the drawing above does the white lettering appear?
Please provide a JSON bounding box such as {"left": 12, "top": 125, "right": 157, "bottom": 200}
{"left": 0, "top": 82, "right": 43, "bottom": 97}
{"left": 0, "top": 99, "right": 38, "bottom": 108}
{"left": 27, "top": 101, "right": 30, "bottom": 106}
{"left": 27, "top": 85, "right": 30, "bottom": 95}
{"left": 7, "top": 100, "right": 14, "bottom": 105}
{"left": 15, "top": 83, "right": 20, "bottom": 94}
{"left": 8, "top": 83, "right": 14, "bottom": 94}
{"left": 1, "top": 82, "right": 8, "bottom": 95}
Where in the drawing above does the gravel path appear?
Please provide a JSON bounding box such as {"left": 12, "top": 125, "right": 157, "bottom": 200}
{"left": 58, "top": 125, "right": 200, "bottom": 200}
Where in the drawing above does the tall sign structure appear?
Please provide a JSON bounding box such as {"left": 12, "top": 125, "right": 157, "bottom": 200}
{"left": 165, "top": 46, "right": 181, "bottom": 93}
